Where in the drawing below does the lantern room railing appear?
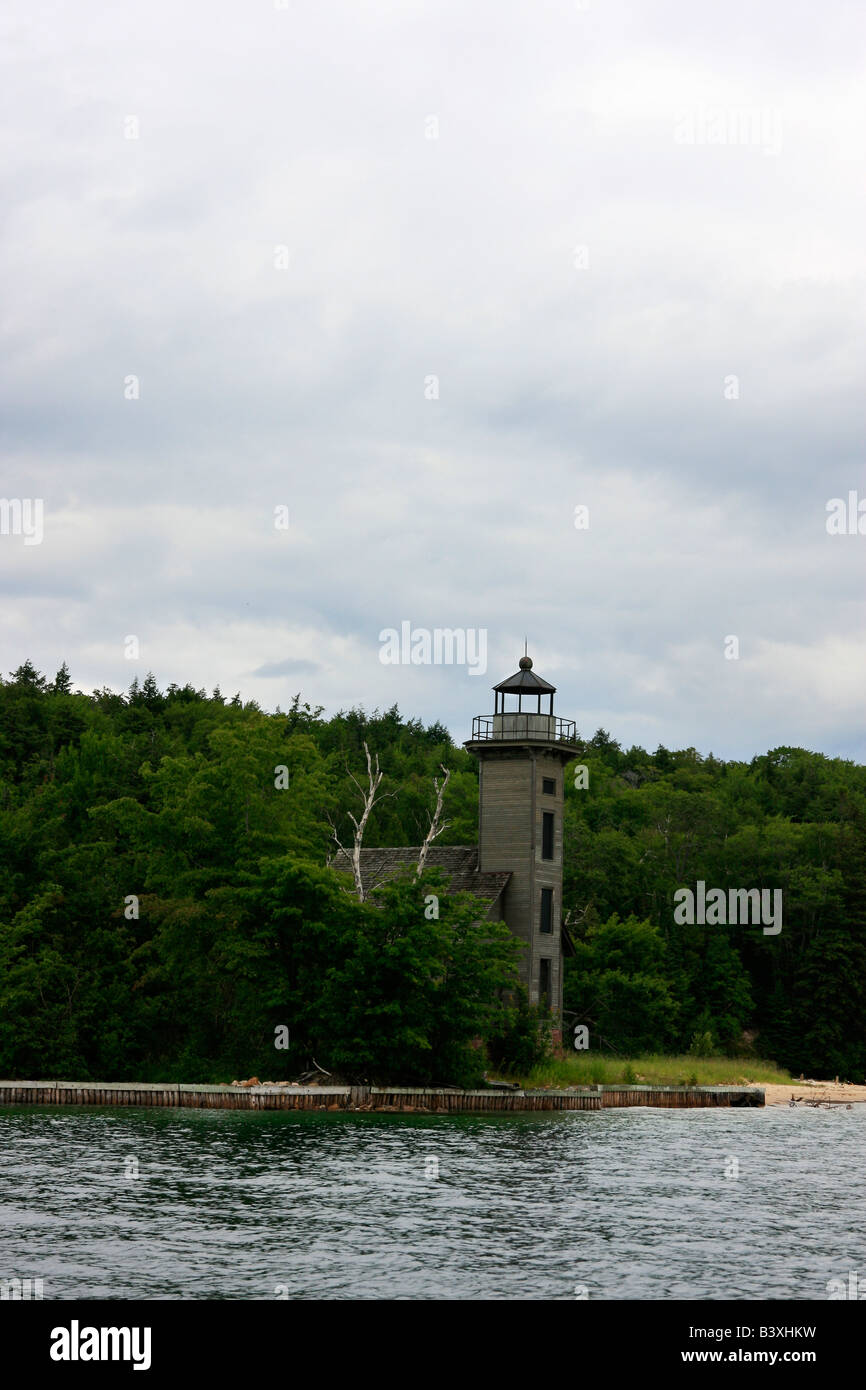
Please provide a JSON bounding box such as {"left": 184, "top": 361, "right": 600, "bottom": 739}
{"left": 470, "top": 713, "right": 578, "bottom": 744}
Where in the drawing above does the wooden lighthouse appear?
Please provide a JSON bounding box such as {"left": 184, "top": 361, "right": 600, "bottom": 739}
{"left": 464, "top": 655, "right": 580, "bottom": 1021}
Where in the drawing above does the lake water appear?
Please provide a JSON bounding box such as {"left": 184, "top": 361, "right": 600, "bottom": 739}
{"left": 1, "top": 1104, "right": 864, "bottom": 1300}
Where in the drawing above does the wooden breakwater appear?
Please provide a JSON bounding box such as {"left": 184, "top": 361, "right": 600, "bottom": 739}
{"left": 0, "top": 1081, "right": 764, "bottom": 1112}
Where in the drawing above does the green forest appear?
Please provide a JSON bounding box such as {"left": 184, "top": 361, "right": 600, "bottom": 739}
{"left": 1, "top": 660, "right": 865, "bottom": 1085}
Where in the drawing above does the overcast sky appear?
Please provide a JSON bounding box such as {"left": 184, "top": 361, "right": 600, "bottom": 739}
{"left": 2, "top": 0, "right": 864, "bottom": 760}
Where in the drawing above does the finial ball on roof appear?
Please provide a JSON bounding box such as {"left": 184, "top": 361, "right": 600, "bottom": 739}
{"left": 519, "top": 655, "right": 533, "bottom": 670}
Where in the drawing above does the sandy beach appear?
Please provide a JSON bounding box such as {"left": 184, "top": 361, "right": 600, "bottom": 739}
{"left": 762, "top": 1081, "right": 866, "bottom": 1106}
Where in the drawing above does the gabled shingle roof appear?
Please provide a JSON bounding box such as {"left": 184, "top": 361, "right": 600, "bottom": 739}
{"left": 330, "top": 845, "right": 510, "bottom": 904}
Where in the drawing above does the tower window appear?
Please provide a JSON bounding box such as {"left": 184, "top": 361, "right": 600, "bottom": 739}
{"left": 540, "top": 887, "right": 553, "bottom": 933}
{"left": 542, "top": 811, "right": 554, "bottom": 860}
{"left": 539, "top": 957, "right": 551, "bottom": 1006}
{"left": 542, "top": 777, "right": 555, "bottom": 795}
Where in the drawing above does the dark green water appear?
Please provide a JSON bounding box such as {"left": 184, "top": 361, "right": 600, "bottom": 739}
{"left": 1, "top": 1104, "right": 864, "bottom": 1299}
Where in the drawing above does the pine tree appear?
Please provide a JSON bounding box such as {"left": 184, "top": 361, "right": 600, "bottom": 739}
{"left": 51, "top": 662, "right": 72, "bottom": 694}
{"left": 10, "top": 660, "right": 46, "bottom": 690}
{"left": 140, "top": 673, "right": 164, "bottom": 710}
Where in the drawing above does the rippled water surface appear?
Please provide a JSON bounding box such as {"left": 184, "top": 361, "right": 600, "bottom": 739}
{"left": 1, "top": 1104, "right": 864, "bottom": 1299}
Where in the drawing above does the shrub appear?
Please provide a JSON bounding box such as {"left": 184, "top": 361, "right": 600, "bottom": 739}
{"left": 485, "top": 988, "right": 553, "bottom": 1076}
{"left": 688, "top": 1029, "right": 715, "bottom": 1058}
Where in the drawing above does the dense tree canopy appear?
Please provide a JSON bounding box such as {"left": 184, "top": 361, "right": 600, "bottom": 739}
{"left": 563, "top": 734, "right": 866, "bottom": 1078}
{"left": 1, "top": 667, "right": 864, "bottom": 1080}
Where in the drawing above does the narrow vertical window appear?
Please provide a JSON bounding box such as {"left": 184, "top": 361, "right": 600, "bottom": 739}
{"left": 539, "top": 957, "right": 551, "bottom": 1006}
{"left": 540, "top": 887, "right": 553, "bottom": 933}
{"left": 542, "top": 777, "right": 555, "bottom": 795}
{"left": 542, "top": 811, "right": 554, "bottom": 860}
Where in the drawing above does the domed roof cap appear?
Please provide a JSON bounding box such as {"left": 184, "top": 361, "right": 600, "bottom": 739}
{"left": 493, "top": 655, "right": 556, "bottom": 694}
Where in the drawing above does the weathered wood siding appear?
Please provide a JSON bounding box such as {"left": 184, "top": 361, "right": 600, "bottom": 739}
{"left": 533, "top": 750, "right": 566, "bottom": 1016}
{"left": 477, "top": 747, "right": 572, "bottom": 1014}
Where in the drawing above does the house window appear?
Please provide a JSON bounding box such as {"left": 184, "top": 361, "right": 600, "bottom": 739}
{"left": 542, "top": 811, "right": 554, "bottom": 860}
{"left": 542, "top": 777, "right": 555, "bottom": 795}
{"left": 540, "top": 887, "right": 553, "bottom": 933}
{"left": 539, "top": 957, "right": 551, "bottom": 1006}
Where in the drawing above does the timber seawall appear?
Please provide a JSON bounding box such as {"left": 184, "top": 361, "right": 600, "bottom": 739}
{"left": 0, "top": 1081, "right": 764, "bottom": 1111}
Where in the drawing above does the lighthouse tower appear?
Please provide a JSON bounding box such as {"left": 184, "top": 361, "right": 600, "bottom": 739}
{"left": 464, "top": 655, "right": 580, "bottom": 1023}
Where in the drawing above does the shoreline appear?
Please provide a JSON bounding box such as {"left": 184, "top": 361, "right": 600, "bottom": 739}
{"left": 762, "top": 1081, "right": 866, "bottom": 1106}
{"left": 5, "top": 1079, "right": 863, "bottom": 1111}
{"left": 0, "top": 1079, "right": 764, "bottom": 1112}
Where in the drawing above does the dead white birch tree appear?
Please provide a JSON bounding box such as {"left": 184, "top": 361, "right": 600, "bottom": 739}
{"left": 416, "top": 765, "right": 451, "bottom": 877}
{"left": 330, "top": 741, "right": 391, "bottom": 901}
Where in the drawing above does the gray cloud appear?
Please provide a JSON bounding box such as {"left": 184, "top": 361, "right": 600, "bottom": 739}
{"left": 250, "top": 657, "right": 322, "bottom": 678}
{"left": 1, "top": 0, "right": 864, "bottom": 762}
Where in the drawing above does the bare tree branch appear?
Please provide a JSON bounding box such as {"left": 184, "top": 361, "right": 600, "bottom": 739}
{"left": 417, "top": 765, "right": 452, "bottom": 877}
{"left": 331, "top": 742, "right": 392, "bottom": 901}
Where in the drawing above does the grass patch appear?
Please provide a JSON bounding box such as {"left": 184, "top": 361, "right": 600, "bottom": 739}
{"left": 505, "top": 1053, "right": 793, "bottom": 1089}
